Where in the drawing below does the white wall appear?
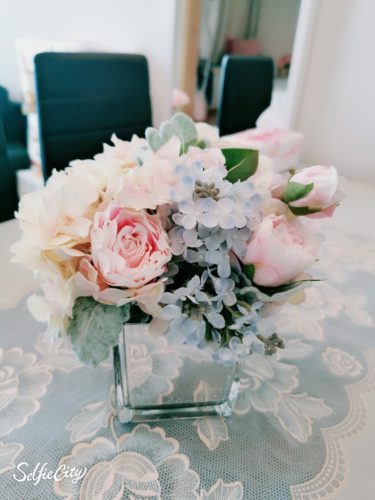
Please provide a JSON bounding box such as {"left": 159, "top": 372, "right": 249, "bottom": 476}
{"left": 295, "top": 0, "right": 375, "bottom": 183}
{"left": 173, "top": 0, "right": 187, "bottom": 86}
{"left": 258, "top": 0, "right": 300, "bottom": 64}
{"left": 0, "top": 0, "right": 176, "bottom": 125}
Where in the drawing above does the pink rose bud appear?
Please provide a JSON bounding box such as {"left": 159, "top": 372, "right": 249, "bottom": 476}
{"left": 172, "top": 88, "right": 191, "bottom": 108}
{"left": 242, "top": 214, "right": 321, "bottom": 287}
{"left": 91, "top": 204, "right": 171, "bottom": 288}
{"left": 286, "top": 165, "right": 340, "bottom": 218}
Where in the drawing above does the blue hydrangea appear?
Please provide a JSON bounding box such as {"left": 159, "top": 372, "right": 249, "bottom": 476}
{"left": 158, "top": 157, "right": 269, "bottom": 358}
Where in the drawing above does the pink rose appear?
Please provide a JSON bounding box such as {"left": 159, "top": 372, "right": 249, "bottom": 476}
{"left": 288, "top": 165, "right": 340, "bottom": 218}
{"left": 90, "top": 204, "right": 171, "bottom": 288}
{"left": 242, "top": 215, "right": 320, "bottom": 287}
{"left": 74, "top": 258, "right": 166, "bottom": 317}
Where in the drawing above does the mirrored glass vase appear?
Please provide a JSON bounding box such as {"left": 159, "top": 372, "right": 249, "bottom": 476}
{"left": 113, "top": 324, "right": 243, "bottom": 423}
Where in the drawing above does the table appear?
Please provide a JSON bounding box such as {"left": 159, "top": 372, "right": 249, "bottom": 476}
{"left": 0, "top": 179, "right": 375, "bottom": 499}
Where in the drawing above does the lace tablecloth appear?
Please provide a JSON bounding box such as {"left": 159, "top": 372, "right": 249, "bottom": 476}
{"left": 1, "top": 206, "right": 375, "bottom": 499}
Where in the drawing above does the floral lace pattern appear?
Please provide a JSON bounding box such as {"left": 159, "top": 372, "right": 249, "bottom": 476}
{"left": 322, "top": 347, "right": 363, "bottom": 378}
{"left": 0, "top": 229, "right": 375, "bottom": 499}
{"left": 55, "top": 425, "right": 201, "bottom": 499}
{"left": 0, "top": 347, "right": 52, "bottom": 437}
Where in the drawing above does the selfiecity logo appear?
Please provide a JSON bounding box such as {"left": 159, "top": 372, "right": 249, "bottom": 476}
{"left": 13, "top": 462, "right": 87, "bottom": 486}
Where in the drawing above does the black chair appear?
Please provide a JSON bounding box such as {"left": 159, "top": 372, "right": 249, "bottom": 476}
{"left": 0, "top": 86, "right": 28, "bottom": 171}
{"left": 217, "top": 55, "right": 274, "bottom": 136}
{"left": 34, "top": 52, "right": 152, "bottom": 180}
{"left": 0, "top": 119, "right": 18, "bottom": 222}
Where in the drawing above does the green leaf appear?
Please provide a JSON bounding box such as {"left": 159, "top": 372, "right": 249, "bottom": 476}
{"left": 242, "top": 264, "right": 255, "bottom": 281}
{"left": 288, "top": 206, "right": 321, "bottom": 216}
{"left": 257, "top": 279, "right": 320, "bottom": 297}
{"left": 283, "top": 181, "right": 314, "bottom": 203}
{"left": 67, "top": 297, "right": 130, "bottom": 366}
{"left": 222, "top": 148, "right": 259, "bottom": 183}
{"left": 195, "top": 139, "right": 207, "bottom": 149}
{"left": 239, "top": 279, "right": 320, "bottom": 304}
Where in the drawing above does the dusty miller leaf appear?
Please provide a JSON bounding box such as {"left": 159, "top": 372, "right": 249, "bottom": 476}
{"left": 145, "top": 127, "right": 165, "bottom": 152}
{"left": 160, "top": 112, "right": 197, "bottom": 153}
{"left": 67, "top": 297, "right": 130, "bottom": 366}
{"left": 145, "top": 113, "right": 198, "bottom": 153}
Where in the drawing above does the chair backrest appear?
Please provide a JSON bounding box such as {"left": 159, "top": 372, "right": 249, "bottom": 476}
{"left": 0, "top": 119, "right": 18, "bottom": 222}
{"left": 0, "top": 86, "right": 27, "bottom": 145}
{"left": 34, "top": 52, "right": 152, "bottom": 180}
{"left": 217, "top": 55, "right": 274, "bottom": 136}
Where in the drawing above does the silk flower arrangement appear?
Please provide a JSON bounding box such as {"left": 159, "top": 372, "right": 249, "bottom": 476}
{"left": 12, "top": 113, "right": 341, "bottom": 368}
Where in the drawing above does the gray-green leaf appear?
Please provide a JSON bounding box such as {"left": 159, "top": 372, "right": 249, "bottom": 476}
{"left": 67, "top": 297, "right": 130, "bottom": 366}
{"left": 145, "top": 127, "right": 165, "bottom": 152}
{"left": 222, "top": 148, "right": 259, "bottom": 183}
{"left": 160, "top": 112, "right": 197, "bottom": 153}
{"left": 145, "top": 113, "right": 198, "bottom": 153}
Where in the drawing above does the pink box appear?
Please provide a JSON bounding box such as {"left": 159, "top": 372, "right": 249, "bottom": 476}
{"left": 222, "top": 128, "right": 304, "bottom": 171}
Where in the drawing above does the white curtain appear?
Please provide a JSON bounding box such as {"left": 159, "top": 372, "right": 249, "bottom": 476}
{"left": 199, "top": 0, "right": 261, "bottom": 65}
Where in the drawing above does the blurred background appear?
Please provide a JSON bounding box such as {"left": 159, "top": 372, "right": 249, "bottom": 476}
{"left": 0, "top": 0, "right": 374, "bottom": 223}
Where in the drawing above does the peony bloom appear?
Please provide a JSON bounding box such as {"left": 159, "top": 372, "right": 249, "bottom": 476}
{"left": 11, "top": 168, "right": 100, "bottom": 278}
{"left": 288, "top": 165, "right": 341, "bottom": 218}
{"left": 113, "top": 152, "right": 178, "bottom": 210}
{"left": 249, "top": 155, "right": 286, "bottom": 215}
{"left": 185, "top": 145, "right": 225, "bottom": 170}
{"left": 27, "top": 278, "right": 76, "bottom": 336}
{"left": 91, "top": 204, "right": 171, "bottom": 288}
{"left": 249, "top": 155, "right": 282, "bottom": 193}
{"left": 242, "top": 214, "right": 321, "bottom": 287}
{"left": 94, "top": 133, "right": 149, "bottom": 172}
{"left": 195, "top": 122, "right": 220, "bottom": 145}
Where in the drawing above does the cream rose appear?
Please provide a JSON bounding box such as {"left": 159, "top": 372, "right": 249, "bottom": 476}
{"left": 91, "top": 204, "right": 171, "bottom": 288}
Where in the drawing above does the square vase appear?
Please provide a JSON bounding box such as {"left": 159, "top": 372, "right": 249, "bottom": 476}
{"left": 113, "top": 324, "right": 243, "bottom": 423}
